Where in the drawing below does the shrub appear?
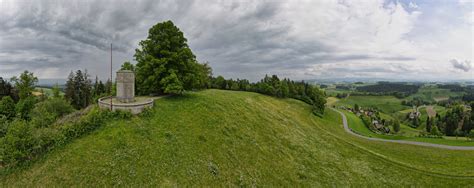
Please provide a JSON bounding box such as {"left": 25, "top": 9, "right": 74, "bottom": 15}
{"left": 0, "top": 120, "right": 34, "bottom": 165}
{"left": 0, "top": 116, "right": 10, "bottom": 137}
{"left": 30, "top": 98, "right": 74, "bottom": 128}
{"left": 31, "top": 128, "right": 63, "bottom": 156}
{"left": 469, "top": 130, "right": 474, "bottom": 141}
{"left": 0, "top": 96, "right": 16, "bottom": 120}
{"left": 15, "top": 97, "right": 36, "bottom": 120}
{"left": 393, "top": 119, "right": 401, "bottom": 133}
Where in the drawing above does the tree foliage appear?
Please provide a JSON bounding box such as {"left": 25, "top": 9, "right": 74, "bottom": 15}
{"left": 356, "top": 82, "right": 420, "bottom": 98}
{"left": 210, "top": 74, "right": 326, "bottom": 115}
{"left": 426, "top": 116, "right": 432, "bottom": 133}
{"left": 0, "top": 77, "right": 17, "bottom": 101}
{"left": 0, "top": 96, "right": 16, "bottom": 120}
{"left": 30, "top": 98, "right": 74, "bottom": 128}
{"left": 64, "top": 70, "right": 93, "bottom": 109}
{"left": 393, "top": 119, "right": 401, "bottom": 133}
{"left": 469, "top": 130, "right": 474, "bottom": 141}
{"left": 120, "top": 61, "right": 135, "bottom": 71}
{"left": 15, "top": 97, "right": 36, "bottom": 120}
{"left": 134, "top": 20, "right": 211, "bottom": 95}
{"left": 10, "top": 71, "right": 38, "bottom": 100}
{"left": 443, "top": 106, "right": 463, "bottom": 136}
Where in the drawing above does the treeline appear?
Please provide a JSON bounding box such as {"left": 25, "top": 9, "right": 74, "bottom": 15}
{"left": 401, "top": 97, "right": 431, "bottom": 107}
{"left": 335, "top": 85, "right": 351, "bottom": 90}
{"left": 210, "top": 74, "right": 326, "bottom": 115}
{"left": 356, "top": 82, "right": 420, "bottom": 98}
{"left": 418, "top": 104, "right": 473, "bottom": 138}
{"left": 463, "top": 93, "right": 474, "bottom": 102}
{"left": 436, "top": 104, "right": 473, "bottom": 136}
{"left": 437, "top": 84, "right": 465, "bottom": 92}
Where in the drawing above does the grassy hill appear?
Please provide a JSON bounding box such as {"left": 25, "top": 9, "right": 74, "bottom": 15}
{"left": 2, "top": 90, "right": 473, "bottom": 186}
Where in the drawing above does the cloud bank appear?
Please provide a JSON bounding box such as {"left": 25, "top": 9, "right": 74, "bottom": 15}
{"left": 0, "top": 0, "right": 472, "bottom": 81}
{"left": 451, "top": 59, "right": 472, "bottom": 72}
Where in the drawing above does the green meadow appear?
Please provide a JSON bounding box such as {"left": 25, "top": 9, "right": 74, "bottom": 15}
{"left": 406, "top": 85, "right": 465, "bottom": 102}
{"left": 1, "top": 90, "right": 473, "bottom": 186}
{"left": 335, "top": 95, "right": 409, "bottom": 114}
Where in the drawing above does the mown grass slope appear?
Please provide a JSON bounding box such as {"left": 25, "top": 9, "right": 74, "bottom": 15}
{"left": 2, "top": 90, "right": 473, "bottom": 186}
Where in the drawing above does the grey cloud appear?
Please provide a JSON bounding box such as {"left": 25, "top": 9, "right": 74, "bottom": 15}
{"left": 0, "top": 0, "right": 469, "bottom": 81}
{"left": 450, "top": 59, "right": 472, "bottom": 72}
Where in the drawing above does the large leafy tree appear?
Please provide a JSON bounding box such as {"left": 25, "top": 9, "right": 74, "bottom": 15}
{"left": 120, "top": 61, "right": 135, "bottom": 71}
{"left": 134, "top": 20, "right": 210, "bottom": 95}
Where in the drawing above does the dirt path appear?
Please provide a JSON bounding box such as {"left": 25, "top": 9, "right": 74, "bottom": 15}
{"left": 330, "top": 108, "right": 474, "bottom": 150}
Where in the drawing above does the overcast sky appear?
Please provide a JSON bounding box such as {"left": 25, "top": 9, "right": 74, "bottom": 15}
{"left": 0, "top": 0, "right": 472, "bottom": 81}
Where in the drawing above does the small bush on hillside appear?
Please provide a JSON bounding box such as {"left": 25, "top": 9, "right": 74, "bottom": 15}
{"left": 138, "top": 107, "right": 155, "bottom": 118}
{"left": 15, "top": 97, "right": 36, "bottom": 120}
{"left": 0, "top": 120, "right": 34, "bottom": 165}
{"left": 111, "top": 110, "right": 133, "bottom": 120}
{"left": 31, "top": 128, "right": 63, "bottom": 156}
{"left": 31, "top": 98, "right": 74, "bottom": 128}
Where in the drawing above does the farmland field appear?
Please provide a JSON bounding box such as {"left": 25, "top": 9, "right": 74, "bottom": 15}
{"left": 335, "top": 95, "right": 409, "bottom": 114}
{"left": 405, "top": 85, "right": 465, "bottom": 102}
{"left": 34, "top": 87, "right": 64, "bottom": 97}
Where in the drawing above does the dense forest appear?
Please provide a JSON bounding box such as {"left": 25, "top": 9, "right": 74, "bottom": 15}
{"left": 356, "top": 82, "right": 420, "bottom": 98}
{"left": 432, "top": 104, "right": 473, "bottom": 137}
{"left": 437, "top": 84, "right": 465, "bottom": 92}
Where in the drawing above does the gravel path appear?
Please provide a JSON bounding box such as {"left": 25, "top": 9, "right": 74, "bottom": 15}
{"left": 330, "top": 108, "right": 474, "bottom": 151}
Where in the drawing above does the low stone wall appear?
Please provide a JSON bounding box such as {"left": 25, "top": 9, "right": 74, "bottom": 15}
{"left": 98, "top": 96, "right": 154, "bottom": 114}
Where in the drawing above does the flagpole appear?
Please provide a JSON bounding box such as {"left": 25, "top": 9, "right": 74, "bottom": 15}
{"left": 110, "top": 43, "right": 113, "bottom": 111}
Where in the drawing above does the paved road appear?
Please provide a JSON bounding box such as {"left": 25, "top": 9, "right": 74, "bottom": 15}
{"left": 330, "top": 108, "right": 474, "bottom": 151}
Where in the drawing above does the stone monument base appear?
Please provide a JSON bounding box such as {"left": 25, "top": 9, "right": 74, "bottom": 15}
{"left": 98, "top": 96, "right": 154, "bottom": 114}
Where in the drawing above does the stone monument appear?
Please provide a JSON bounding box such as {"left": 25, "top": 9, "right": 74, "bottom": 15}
{"left": 116, "top": 70, "right": 135, "bottom": 103}
{"left": 99, "top": 69, "right": 154, "bottom": 114}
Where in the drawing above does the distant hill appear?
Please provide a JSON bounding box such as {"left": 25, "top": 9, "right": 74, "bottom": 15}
{"left": 36, "top": 79, "right": 67, "bottom": 87}
{"left": 2, "top": 90, "right": 473, "bottom": 186}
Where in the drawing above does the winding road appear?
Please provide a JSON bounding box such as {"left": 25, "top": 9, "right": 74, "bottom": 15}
{"left": 330, "top": 108, "right": 474, "bottom": 151}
